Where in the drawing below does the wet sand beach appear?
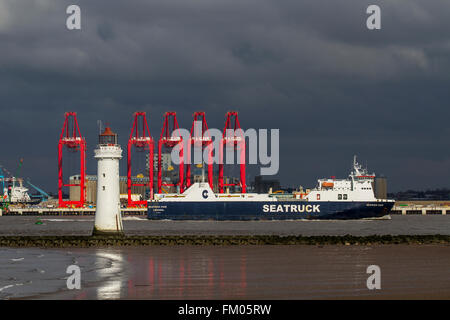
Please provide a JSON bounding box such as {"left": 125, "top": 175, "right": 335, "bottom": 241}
{"left": 1, "top": 244, "right": 449, "bottom": 300}
{"left": 0, "top": 215, "right": 449, "bottom": 236}
{"left": 1, "top": 215, "right": 449, "bottom": 299}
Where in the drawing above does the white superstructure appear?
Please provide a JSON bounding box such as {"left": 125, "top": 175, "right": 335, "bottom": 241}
{"left": 153, "top": 182, "right": 276, "bottom": 202}
{"left": 153, "top": 156, "right": 387, "bottom": 204}
{"left": 306, "top": 156, "right": 381, "bottom": 202}
{"left": 9, "top": 185, "right": 32, "bottom": 203}
{"left": 3, "top": 178, "right": 33, "bottom": 203}
{"left": 93, "top": 127, "right": 123, "bottom": 234}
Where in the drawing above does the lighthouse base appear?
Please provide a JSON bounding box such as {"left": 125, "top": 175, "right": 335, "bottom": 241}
{"left": 92, "top": 227, "right": 125, "bottom": 236}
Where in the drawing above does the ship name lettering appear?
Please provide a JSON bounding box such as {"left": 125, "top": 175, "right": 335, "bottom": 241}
{"left": 264, "top": 204, "right": 321, "bottom": 213}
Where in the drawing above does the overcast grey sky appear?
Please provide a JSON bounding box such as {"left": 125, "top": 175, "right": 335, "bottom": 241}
{"left": 0, "top": 0, "right": 449, "bottom": 193}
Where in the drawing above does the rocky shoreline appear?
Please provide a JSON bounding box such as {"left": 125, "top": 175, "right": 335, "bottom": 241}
{"left": 0, "top": 234, "right": 449, "bottom": 247}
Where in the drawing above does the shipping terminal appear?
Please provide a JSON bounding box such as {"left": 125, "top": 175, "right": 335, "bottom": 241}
{"left": 2, "top": 110, "right": 433, "bottom": 220}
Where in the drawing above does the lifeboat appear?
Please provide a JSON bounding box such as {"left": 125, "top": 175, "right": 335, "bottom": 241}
{"left": 321, "top": 182, "right": 334, "bottom": 188}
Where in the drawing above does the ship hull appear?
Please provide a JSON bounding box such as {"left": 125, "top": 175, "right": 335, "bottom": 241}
{"left": 147, "top": 201, "right": 394, "bottom": 220}
{"left": 7, "top": 199, "right": 42, "bottom": 205}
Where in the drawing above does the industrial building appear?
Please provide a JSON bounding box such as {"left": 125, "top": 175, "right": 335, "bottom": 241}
{"left": 253, "top": 175, "right": 281, "bottom": 193}
{"left": 69, "top": 151, "right": 180, "bottom": 204}
{"left": 69, "top": 171, "right": 241, "bottom": 204}
{"left": 70, "top": 175, "right": 149, "bottom": 205}
{"left": 374, "top": 176, "right": 387, "bottom": 199}
{"left": 146, "top": 153, "right": 171, "bottom": 171}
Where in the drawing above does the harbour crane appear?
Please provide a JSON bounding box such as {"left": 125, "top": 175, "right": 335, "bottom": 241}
{"left": 158, "top": 112, "right": 184, "bottom": 193}
{"left": 18, "top": 159, "right": 51, "bottom": 201}
{"left": 15, "top": 158, "right": 23, "bottom": 178}
{"left": 0, "top": 166, "right": 8, "bottom": 209}
{"left": 0, "top": 166, "right": 4, "bottom": 193}
{"left": 218, "top": 111, "right": 246, "bottom": 193}
{"left": 127, "top": 112, "right": 154, "bottom": 207}
{"left": 25, "top": 180, "right": 51, "bottom": 201}
{"left": 58, "top": 112, "right": 86, "bottom": 208}
{"left": 0, "top": 160, "right": 51, "bottom": 204}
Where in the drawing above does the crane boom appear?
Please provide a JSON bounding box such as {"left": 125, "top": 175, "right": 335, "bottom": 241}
{"left": 26, "top": 180, "right": 50, "bottom": 200}
{"left": 15, "top": 158, "right": 24, "bottom": 177}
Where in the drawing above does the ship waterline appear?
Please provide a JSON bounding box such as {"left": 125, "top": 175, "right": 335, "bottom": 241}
{"left": 148, "top": 200, "right": 394, "bottom": 220}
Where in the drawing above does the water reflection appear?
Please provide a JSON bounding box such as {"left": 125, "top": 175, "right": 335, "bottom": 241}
{"left": 3, "top": 245, "right": 449, "bottom": 299}
{"left": 74, "top": 245, "right": 450, "bottom": 299}
{"left": 94, "top": 251, "right": 125, "bottom": 299}
{"left": 78, "top": 246, "right": 381, "bottom": 299}
{"left": 94, "top": 246, "right": 371, "bottom": 299}
{"left": 104, "top": 247, "right": 249, "bottom": 299}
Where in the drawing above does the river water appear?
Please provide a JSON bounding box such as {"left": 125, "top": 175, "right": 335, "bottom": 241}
{"left": 1, "top": 244, "right": 449, "bottom": 299}
{"left": 0, "top": 215, "right": 450, "bottom": 236}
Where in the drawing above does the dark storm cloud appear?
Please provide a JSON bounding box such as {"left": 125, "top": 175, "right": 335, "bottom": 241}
{"left": 0, "top": 0, "right": 449, "bottom": 192}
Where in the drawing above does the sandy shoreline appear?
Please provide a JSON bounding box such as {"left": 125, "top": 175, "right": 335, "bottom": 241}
{"left": 2, "top": 245, "right": 449, "bottom": 300}
{"left": 1, "top": 215, "right": 449, "bottom": 299}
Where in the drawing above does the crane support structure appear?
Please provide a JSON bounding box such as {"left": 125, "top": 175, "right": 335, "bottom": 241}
{"left": 158, "top": 112, "right": 184, "bottom": 193}
{"left": 127, "top": 112, "right": 154, "bottom": 207}
{"left": 185, "top": 112, "right": 213, "bottom": 190}
{"left": 0, "top": 166, "right": 6, "bottom": 208}
{"left": 218, "top": 111, "right": 246, "bottom": 193}
{"left": 58, "top": 112, "right": 86, "bottom": 208}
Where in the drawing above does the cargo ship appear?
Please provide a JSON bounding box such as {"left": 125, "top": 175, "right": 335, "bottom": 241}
{"left": 147, "top": 156, "right": 395, "bottom": 220}
{"left": 2, "top": 180, "right": 42, "bottom": 205}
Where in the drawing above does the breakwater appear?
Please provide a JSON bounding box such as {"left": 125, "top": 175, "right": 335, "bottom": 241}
{"left": 0, "top": 234, "right": 449, "bottom": 247}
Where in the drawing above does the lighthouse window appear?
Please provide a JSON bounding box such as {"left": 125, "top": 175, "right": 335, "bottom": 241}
{"left": 102, "top": 186, "right": 105, "bottom": 191}
{"left": 338, "top": 194, "right": 342, "bottom": 200}
{"left": 343, "top": 194, "right": 348, "bottom": 200}
{"left": 103, "top": 173, "right": 105, "bottom": 178}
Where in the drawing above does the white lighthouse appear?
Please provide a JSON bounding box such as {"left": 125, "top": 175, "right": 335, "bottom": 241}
{"left": 93, "top": 126, "right": 123, "bottom": 235}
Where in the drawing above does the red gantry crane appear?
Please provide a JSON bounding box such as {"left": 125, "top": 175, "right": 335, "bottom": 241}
{"left": 58, "top": 112, "right": 86, "bottom": 208}
{"left": 185, "top": 111, "right": 213, "bottom": 190}
{"left": 127, "top": 112, "right": 154, "bottom": 207}
{"left": 218, "top": 111, "right": 246, "bottom": 193}
{"left": 158, "top": 112, "right": 184, "bottom": 193}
